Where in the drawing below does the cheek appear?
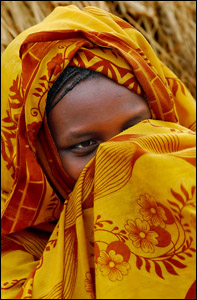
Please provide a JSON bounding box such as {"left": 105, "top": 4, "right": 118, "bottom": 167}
{"left": 59, "top": 152, "right": 91, "bottom": 181}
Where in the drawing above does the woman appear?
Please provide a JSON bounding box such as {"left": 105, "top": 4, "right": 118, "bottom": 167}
{"left": 1, "top": 5, "right": 196, "bottom": 299}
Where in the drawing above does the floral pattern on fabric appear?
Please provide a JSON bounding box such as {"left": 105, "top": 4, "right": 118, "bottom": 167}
{"left": 1, "top": 5, "right": 196, "bottom": 300}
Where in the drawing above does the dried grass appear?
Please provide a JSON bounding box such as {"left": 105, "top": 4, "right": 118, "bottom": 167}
{"left": 1, "top": 1, "right": 196, "bottom": 97}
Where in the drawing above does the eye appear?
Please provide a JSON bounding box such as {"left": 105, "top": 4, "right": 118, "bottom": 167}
{"left": 74, "top": 139, "right": 97, "bottom": 149}
{"left": 69, "top": 139, "right": 98, "bottom": 156}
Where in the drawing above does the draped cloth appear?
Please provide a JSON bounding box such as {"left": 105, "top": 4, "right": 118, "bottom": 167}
{"left": 1, "top": 5, "right": 196, "bottom": 299}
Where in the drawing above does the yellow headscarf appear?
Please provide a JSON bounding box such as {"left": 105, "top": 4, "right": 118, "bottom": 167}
{"left": 1, "top": 5, "right": 196, "bottom": 299}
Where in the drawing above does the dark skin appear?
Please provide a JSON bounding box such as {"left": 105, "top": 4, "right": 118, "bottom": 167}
{"left": 47, "top": 75, "right": 151, "bottom": 180}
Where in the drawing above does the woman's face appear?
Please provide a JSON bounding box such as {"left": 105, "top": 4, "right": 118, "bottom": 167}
{"left": 47, "top": 75, "right": 151, "bottom": 180}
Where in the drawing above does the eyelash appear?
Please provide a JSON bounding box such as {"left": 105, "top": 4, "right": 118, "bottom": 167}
{"left": 69, "top": 139, "right": 98, "bottom": 155}
{"left": 68, "top": 122, "right": 144, "bottom": 156}
{"left": 74, "top": 139, "right": 97, "bottom": 149}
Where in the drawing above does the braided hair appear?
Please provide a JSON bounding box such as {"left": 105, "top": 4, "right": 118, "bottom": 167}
{"left": 46, "top": 66, "right": 103, "bottom": 114}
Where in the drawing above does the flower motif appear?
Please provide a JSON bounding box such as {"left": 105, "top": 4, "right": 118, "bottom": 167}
{"left": 97, "top": 250, "right": 130, "bottom": 281}
{"left": 137, "top": 193, "right": 167, "bottom": 228}
{"left": 47, "top": 53, "right": 64, "bottom": 78}
{"left": 125, "top": 218, "right": 158, "bottom": 253}
{"left": 27, "top": 121, "right": 42, "bottom": 142}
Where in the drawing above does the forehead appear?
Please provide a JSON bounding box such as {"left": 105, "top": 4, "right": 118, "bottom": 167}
{"left": 47, "top": 75, "right": 149, "bottom": 133}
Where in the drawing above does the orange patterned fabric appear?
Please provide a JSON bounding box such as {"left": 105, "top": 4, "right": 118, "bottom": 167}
{"left": 1, "top": 5, "right": 196, "bottom": 299}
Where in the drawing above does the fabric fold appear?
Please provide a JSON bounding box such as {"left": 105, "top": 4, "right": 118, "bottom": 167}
{"left": 1, "top": 5, "right": 196, "bottom": 299}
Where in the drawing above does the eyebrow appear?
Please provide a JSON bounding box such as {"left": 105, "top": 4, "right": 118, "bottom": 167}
{"left": 66, "top": 113, "right": 150, "bottom": 141}
{"left": 66, "top": 130, "right": 98, "bottom": 140}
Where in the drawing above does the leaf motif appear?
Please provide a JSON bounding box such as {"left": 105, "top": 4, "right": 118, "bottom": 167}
{"left": 167, "top": 200, "right": 180, "bottom": 210}
{"left": 120, "top": 236, "right": 127, "bottom": 242}
{"left": 176, "top": 254, "right": 185, "bottom": 260}
{"left": 172, "top": 78, "right": 179, "bottom": 95}
{"left": 163, "top": 261, "right": 178, "bottom": 275}
{"left": 39, "top": 82, "right": 46, "bottom": 88}
{"left": 119, "top": 235, "right": 128, "bottom": 242}
{"left": 40, "top": 75, "right": 47, "bottom": 80}
{"left": 180, "top": 82, "right": 186, "bottom": 95}
{"left": 35, "top": 88, "right": 43, "bottom": 92}
{"left": 181, "top": 184, "right": 190, "bottom": 201}
{"left": 167, "top": 258, "right": 187, "bottom": 268}
{"left": 9, "top": 77, "right": 19, "bottom": 92}
{"left": 189, "top": 236, "right": 193, "bottom": 243}
{"left": 174, "top": 215, "right": 181, "bottom": 222}
{"left": 136, "top": 256, "right": 143, "bottom": 270}
{"left": 154, "top": 261, "right": 164, "bottom": 279}
{"left": 112, "top": 227, "right": 119, "bottom": 231}
{"left": 189, "top": 248, "right": 196, "bottom": 252}
{"left": 33, "top": 93, "right": 41, "bottom": 97}
{"left": 171, "top": 189, "right": 185, "bottom": 205}
{"left": 145, "top": 259, "right": 151, "bottom": 273}
{"left": 53, "top": 240, "right": 57, "bottom": 248}
{"left": 184, "top": 252, "right": 193, "bottom": 257}
{"left": 171, "top": 208, "right": 180, "bottom": 214}
{"left": 96, "top": 222, "right": 103, "bottom": 228}
{"left": 9, "top": 76, "right": 23, "bottom": 105}
{"left": 105, "top": 220, "right": 113, "bottom": 224}
{"left": 191, "top": 186, "right": 196, "bottom": 197}
{"left": 3, "top": 282, "right": 9, "bottom": 286}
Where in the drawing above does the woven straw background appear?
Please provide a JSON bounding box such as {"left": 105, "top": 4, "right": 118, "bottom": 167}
{"left": 1, "top": 1, "right": 196, "bottom": 98}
